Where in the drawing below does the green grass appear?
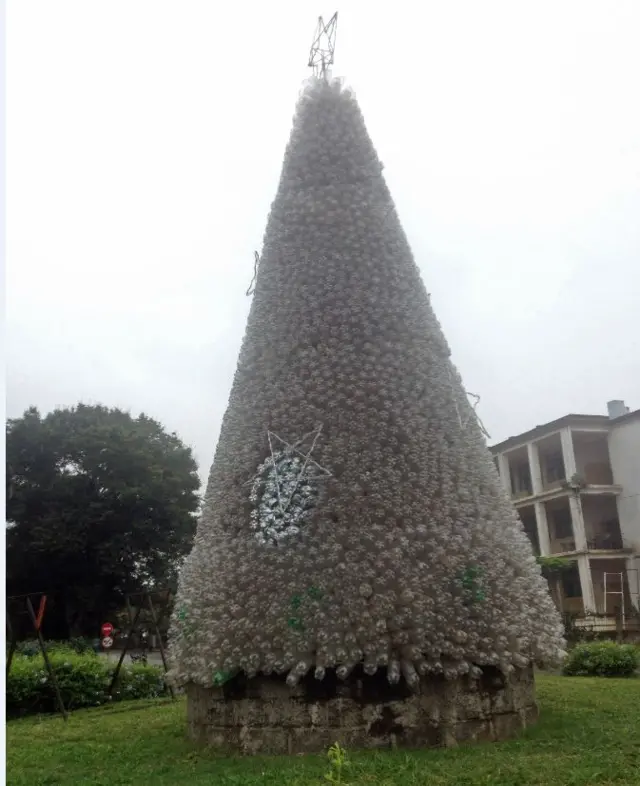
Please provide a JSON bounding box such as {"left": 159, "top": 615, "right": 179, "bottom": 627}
{"left": 6, "top": 674, "right": 640, "bottom": 786}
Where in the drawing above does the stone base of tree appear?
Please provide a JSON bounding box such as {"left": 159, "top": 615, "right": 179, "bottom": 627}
{"left": 186, "top": 664, "right": 538, "bottom": 754}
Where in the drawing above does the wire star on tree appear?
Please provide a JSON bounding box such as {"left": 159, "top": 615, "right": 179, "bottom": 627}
{"left": 246, "top": 426, "right": 332, "bottom": 545}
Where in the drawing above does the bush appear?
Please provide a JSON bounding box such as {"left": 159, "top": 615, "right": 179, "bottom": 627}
{"left": 6, "top": 651, "right": 167, "bottom": 717}
{"left": 15, "top": 637, "right": 98, "bottom": 658}
{"left": 14, "top": 640, "right": 41, "bottom": 658}
{"left": 563, "top": 641, "right": 640, "bottom": 677}
{"left": 114, "top": 663, "right": 167, "bottom": 701}
{"left": 67, "top": 636, "right": 99, "bottom": 655}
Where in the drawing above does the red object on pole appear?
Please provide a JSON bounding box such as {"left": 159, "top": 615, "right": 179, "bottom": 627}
{"left": 35, "top": 596, "right": 47, "bottom": 631}
{"left": 101, "top": 622, "right": 114, "bottom": 637}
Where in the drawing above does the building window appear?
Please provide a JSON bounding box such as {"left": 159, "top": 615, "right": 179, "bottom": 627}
{"left": 511, "top": 462, "right": 532, "bottom": 495}
{"left": 603, "top": 519, "right": 619, "bottom": 536}
{"left": 553, "top": 508, "right": 573, "bottom": 540}
{"left": 544, "top": 451, "right": 565, "bottom": 484}
{"left": 561, "top": 565, "right": 582, "bottom": 598}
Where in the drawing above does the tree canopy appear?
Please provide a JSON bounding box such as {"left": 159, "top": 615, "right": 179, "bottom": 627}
{"left": 6, "top": 404, "right": 201, "bottom": 638}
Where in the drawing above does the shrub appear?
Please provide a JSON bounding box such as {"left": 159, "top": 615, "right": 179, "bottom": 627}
{"left": 562, "top": 641, "right": 640, "bottom": 677}
{"left": 113, "top": 663, "right": 167, "bottom": 702}
{"left": 15, "top": 640, "right": 41, "bottom": 658}
{"left": 67, "top": 636, "right": 99, "bottom": 655}
{"left": 6, "top": 651, "right": 167, "bottom": 717}
{"left": 15, "top": 638, "right": 98, "bottom": 658}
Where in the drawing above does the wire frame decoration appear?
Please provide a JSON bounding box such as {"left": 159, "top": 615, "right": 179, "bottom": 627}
{"left": 247, "top": 425, "right": 332, "bottom": 545}
{"left": 308, "top": 12, "right": 338, "bottom": 79}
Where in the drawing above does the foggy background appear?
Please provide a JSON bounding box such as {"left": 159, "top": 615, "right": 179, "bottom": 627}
{"left": 7, "top": 0, "right": 640, "bottom": 485}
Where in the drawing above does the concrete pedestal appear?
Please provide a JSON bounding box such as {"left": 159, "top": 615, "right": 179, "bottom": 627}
{"left": 186, "top": 664, "right": 538, "bottom": 754}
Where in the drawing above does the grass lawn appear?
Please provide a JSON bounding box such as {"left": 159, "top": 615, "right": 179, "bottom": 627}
{"left": 6, "top": 674, "right": 640, "bottom": 786}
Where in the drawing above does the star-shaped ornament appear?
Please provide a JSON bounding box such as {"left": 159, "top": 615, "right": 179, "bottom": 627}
{"left": 246, "top": 425, "right": 332, "bottom": 544}
{"left": 266, "top": 425, "right": 332, "bottom": 513}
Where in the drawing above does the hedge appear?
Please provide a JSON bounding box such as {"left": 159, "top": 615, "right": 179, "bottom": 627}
{"left": 6, "top": 650, "right": 167, "bottom": 717}
{"left": 15, "top": 637, "right": 99, "bottom": 658}
{"left": 563, "top": 641, "right": 640, "bottom": 677}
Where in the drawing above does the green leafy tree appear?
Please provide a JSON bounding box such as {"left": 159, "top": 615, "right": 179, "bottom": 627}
{"left": 6, "top": 404, "right": 200, "bottom": 638}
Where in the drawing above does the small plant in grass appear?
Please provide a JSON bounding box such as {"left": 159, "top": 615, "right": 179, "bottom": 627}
{"left": 562, "top": 640, "right": 639, "bottom": 677}
{"left": 325, "top": 742, "right": 349, "bottom": 785}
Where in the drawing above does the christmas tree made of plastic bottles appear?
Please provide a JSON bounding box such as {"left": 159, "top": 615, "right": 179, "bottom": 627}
{"left": 168, "top": 76, "right": 565, "bottom": 691}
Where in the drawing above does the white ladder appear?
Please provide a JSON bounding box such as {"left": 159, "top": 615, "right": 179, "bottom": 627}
{"left": 603, "top": 572, "right": 625, "bottom": 628}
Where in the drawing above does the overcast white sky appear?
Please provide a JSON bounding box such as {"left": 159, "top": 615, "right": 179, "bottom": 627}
{"left": 7, "top": 1, "right": 640, "bottom": 486}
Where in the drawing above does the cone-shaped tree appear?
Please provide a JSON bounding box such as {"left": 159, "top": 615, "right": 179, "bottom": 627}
{"left": 169, "top": 77, "right": 564, "bottom": 690}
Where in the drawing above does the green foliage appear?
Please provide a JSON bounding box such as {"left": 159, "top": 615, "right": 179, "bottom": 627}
{"left": 67, "top": 636, "right": 99, "bottom": 654}
{"left": 562, "top": 641, "right": 640, "bottom": 677}
{"left": 6, "top": 404, "right": 200, "bottom": 638}
{"left": 325, "top": 742, "right": 349, "bottom": 784}
{"left": 116, "top": 663, "right": 168, "bottom": 701}
{"left": 6, "top": 651, "right": 167, "bottom": 717}
{"left": 14, "top": 640, "right": 41, "bottom": 658}
{"left": 536, "top": 555, "right": 572, "bottom": 575}
{"left": 16, "top": 637, "right": 98, "bottom": 658}
{"left": 7, "top": 676, "right": 640, "bottom": 785}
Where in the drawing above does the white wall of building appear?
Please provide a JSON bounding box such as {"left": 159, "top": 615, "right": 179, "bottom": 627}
{"left": 609, "top": 417, "right": 640, "bottom": 552}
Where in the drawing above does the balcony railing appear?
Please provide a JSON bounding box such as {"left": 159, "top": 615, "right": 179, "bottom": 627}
{"left": 587, "top": 533, "right": 624, "bottom": 550}
{"left": 512, "top": 488, "right": 532, "bottom": 500}
{"left": 542, "top": 478, "right": 566, "bottom": 492}
{"left": 552, "top": 539, "right": 576, "bottom": 553}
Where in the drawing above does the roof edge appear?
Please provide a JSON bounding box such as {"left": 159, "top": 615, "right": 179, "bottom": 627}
{"left": 610, "top": 408, "right": 640, "bottom": 427}
{"left": 490, "top": 413, "right": 611, "bottom": 454}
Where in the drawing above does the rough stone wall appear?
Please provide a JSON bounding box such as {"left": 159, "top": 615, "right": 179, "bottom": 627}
{"left": 168, "top": 76, "right": 565, "bottom": 690}
{"left": 186, "top": 666, "right": 538, "bottom": 754}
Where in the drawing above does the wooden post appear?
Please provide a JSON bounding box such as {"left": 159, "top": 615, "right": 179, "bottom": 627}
{"left": 7, "top": 593, "right": 68, "bottom": 720}
{"left": 25, "top": 596, "right": 68, "bottom": 721}
{"left": 109, "top": 589, "right": 173, "bottom": 698}
{"left": 108, "top": 605, "right": 142, "bottom": 696}
{"left": 146, "top": 593, "right": 175, "bottom": 699}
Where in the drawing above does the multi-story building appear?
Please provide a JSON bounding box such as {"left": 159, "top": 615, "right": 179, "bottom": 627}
{"left": 490, "top": 400, "right": 640, "bottom": 625}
